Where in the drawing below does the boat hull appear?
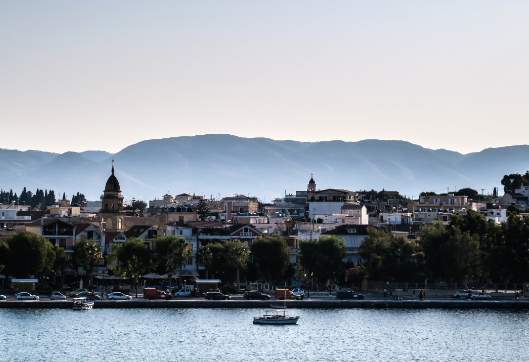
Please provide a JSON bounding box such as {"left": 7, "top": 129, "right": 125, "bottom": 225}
{"left": 253, "top": 317, "right": 299, "bottom": 325}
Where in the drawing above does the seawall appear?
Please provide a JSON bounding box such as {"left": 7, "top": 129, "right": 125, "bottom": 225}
{"left": 1, "top": 299, "right": 528, "bottom": 309}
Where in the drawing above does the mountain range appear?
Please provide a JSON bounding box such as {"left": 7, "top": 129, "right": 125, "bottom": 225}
{"left": 0, "top": 134, "right": 527, "bottom": 202}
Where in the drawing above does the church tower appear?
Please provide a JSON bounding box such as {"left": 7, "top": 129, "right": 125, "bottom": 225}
{"left": 307, "top": 174, "right": 316, "bottom": 192}
{"left": 100, "top": 160, "right": 124, "bottom": 213}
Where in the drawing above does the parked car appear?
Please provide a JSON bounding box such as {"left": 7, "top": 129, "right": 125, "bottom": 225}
{"left": 204, "top": 292, "right": 231, "bottom": 300}
{"left": 291, "top": 288, "right": 305, "bottom": 297}
{"left": 144, "top": 288, "right": 172, "bottom": 300}
{"left": 76, "top": 291, "right": 101, "bottom": 300}
{"left": 173, "top": 287, "right": 193, "bottom": 297}
{"left": 0, "top": 295, "right": 6, "bottom": 300}
{"left": 50, "top": 292, "right": 67, "bottom": 300}
{"left": 107, "top": 292, "right": 133, "bottom": 300}
{"left": 452, "top": 290, "right": 473, "bottom": 298}
{"left": 471, "top": 292, "right": 492, "bottom": 300}
{"left": 244, "top": 291, "right": 271, "bottom": 300}
{"left": 15, "top": 292, "right": 39, "bottom": 300}
{"left": 336, "top": 290, "right": 365, "bottom": 300}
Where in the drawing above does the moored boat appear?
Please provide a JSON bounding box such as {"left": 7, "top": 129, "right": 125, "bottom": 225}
{"left": 72, "top": 297, "right": 94, "bottom": 310}
{"left": 253, "top": 309, "right": 299, "bottom": 325}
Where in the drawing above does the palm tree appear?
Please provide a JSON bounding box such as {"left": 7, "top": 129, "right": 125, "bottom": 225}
{"left": 196, "top": 244, "right": 213, "bottom": 279}
{"left": 164, "top": 236, "right": 193, "bottom": 287}
{"left": 225, "top": 241, "right": 249, "bottom": 293}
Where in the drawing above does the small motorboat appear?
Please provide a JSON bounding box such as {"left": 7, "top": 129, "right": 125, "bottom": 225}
{"left": 72, "top": 297, "right": 94, "bottom": 310}
{"left": 253, "top": 309, "right": 299, "bottom": 325}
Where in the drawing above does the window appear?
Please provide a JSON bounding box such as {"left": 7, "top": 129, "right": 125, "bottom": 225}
{"left": 59, "top": 239, "right": 66, "bottom": 248}
{"left": 87, "top": 231, "right": 94, "bottom": 239}
{"left": 49, "top": 238, "right": 57, "bottom": 246}
{"left": 179, "top": 216, "right": 184, "bottom": 223}
{"left": 179, "top": 230, "right": 183, "bottom": 235}
{"left": 147, "top": 230, "right": 157, "bottom": 239}
{"left": 187, "top": 257, "right": 193, "bottom": 265}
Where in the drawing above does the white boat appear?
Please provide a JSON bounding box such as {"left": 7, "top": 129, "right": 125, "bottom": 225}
{"left": 254, "top": 283, "right": 299, "bottom": 325}
{"left": 253, "top": 309, "right": 299, "bottom": 325}
{"left": 72, "top": 297, "right": 94, "bottom": 310}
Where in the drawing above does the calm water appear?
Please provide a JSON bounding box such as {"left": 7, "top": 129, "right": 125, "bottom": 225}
{"left": 1, "top": 308, "right": 528, "bottom": 361}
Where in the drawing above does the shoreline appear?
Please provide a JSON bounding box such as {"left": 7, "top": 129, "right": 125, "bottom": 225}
{"left": 1, "top": 299, "right": 528, "bottom": 309}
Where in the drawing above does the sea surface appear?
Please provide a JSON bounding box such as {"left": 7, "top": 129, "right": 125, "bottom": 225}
{"left": 1, "top": 308, "right": 528, "bottom": 361}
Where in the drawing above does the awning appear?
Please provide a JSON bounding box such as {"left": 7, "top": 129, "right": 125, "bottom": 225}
{"left": 171, "top": 270, "right": 199, "bottom": 277}
{"left": 11, "top": 279, "right": 38, "bottom": 283}
{"left": 141, "top": 273, "right": 168, "bottom": 279}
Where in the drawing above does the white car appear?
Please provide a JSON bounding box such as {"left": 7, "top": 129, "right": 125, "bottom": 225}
{"left": 16, "top": 292, "right": 39, "bottom": 300}
{"left": 452, "top": 290, "right": 472, "bottom": 298}
{"left": 0, "top": 295, "right": 6, "bottom": 300}
{"left": 107, "top": 292, "right": 132, "bottom": 300}
{"left": 291, "top": 288, "right": 305, "bottom": 297}
{"left": 173, "top": 287, "right": 193, "bottom": 297}
{"left": 50, "top": 292, "right": 66, "bottom": 300}
{"left": 471, "top": 292, "right": 492, "bottom": 300}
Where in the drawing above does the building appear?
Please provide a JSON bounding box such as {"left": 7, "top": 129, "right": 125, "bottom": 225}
{"left": 123, "top": 225, "right": 163, "bottom": 250}
{"left": 100, "top": 160, "right": 124, "bottom": 214}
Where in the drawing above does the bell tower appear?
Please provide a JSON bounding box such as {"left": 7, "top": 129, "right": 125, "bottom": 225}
{"left": 100, "top": 159, "right": 124, "bottom": 213}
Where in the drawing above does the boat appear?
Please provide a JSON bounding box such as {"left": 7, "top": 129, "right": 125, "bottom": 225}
{"left": 72, "top": 297, "right": 94, "bottom": 310}
{"left": 254, "top": 283, "right": 299, "bottom": 325}
{"left": 253, "top": 309, "right": 299, "bottom": 325}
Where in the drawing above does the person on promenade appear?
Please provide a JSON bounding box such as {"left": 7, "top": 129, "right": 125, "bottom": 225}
{"left": 101, "top": 291, "right": 105, "bottom": 301}
{"left": 383, "top": 288, "right": 387, "bottom": 297}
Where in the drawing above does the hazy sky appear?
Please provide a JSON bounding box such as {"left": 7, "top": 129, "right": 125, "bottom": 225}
{"left": 1, "top": 1, "right": 528, "bottom": 154}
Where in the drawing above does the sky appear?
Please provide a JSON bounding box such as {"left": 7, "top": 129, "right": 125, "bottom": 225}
{"left": 1, "top": 1, "right": 528, "bottom": 155}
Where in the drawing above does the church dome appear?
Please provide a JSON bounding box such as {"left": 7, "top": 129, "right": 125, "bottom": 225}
{"left": 104, "top": 162, "right": 121, "bottom": 192}
{"left": 105, "top": 174, "right": 121, "bottom": 192}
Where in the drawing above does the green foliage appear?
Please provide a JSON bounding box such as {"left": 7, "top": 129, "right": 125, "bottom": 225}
{"left": 0, "top": 240, "right": 8, "bottom": 273}
{"left": 7, "top": 231, "right": 55, "bottom": 278}
{"left": 107, "top": 238, "right": 152, "bottom": 288}
{"left": 196, "top": 244, "right": 213, "bottom": 278}
{"left": 196, "top": 199, "right": 210, "bottom": 221}
{"left": 299, "top": 235, "right": 346, "bottom": 285}
{"left": 364, "top": 189, "right": 404, "bottom": 202}
{"left": 204, "top": 242, "right": 249, "bottom": 285}
{"left": 74, "top": 237, "right": 102, "bottom": 284}
{"left": 501, "top": 172, "right": 529, "bottom": 195}
{"left": 454, "top": 188, "right": 479, "bottom": 199}
{"left": 251, "top": 236, "right": 291, "bottom": 283}
{"left": 345, "top": 265, "right": 367, "bottom": 286}
{"left": 131, "top": 199, "right": 147, "bottom": 212}
{"left": 360, "top": 227, "right": 423, "bottom": 282}
{"left": 224, "top": 241, "right": 250, "bottom": 291}
{"left": 155, "top": 235, "right": 192, "bottom": 273}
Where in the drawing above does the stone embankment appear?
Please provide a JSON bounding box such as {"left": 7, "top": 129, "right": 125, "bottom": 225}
{"left": 1, "top": 299, "right": 529, "bottom": 309}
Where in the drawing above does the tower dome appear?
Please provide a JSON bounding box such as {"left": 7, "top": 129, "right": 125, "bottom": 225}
{"left": 100, "top": 159, "right": 124, "bottom": 213}
{"left": 104, "top": 163, "right": 121, "bottom": 192}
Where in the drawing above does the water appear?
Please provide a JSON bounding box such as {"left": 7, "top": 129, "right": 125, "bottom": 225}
{"left": 1, "top": 308, "right": 528, "bottom": 361}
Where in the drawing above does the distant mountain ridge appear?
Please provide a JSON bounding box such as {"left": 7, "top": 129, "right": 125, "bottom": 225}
{"left": 0, "top": 135, "right": 527, "bottom": 202}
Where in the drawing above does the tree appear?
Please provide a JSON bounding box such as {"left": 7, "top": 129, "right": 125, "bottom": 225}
{"left": 224, "top": 241, "right": 250, "bottom": 292}
{"left": 74, "top": 237, "right": 102, "bottom": 286}
{"left": 251, "top": 236, "right": 291, "bottom": 282}
{"left": 131, "top": 199, "right": 147, "bottom": 213}
{"left": 345, "top": 265, "right": 367, "bottom": 287}
{"left": 155, "top": 235, "right": 192, "bottom": 286}
{"left": 0, "top": 240, "right": 8, "bottom": 274}
{"left": 359, "top": 227, "right": 423, "bottom": 282}
{"left": 454, "top": 188, "right": 479, "bottom": 199}
{"left": 501, "top": 172, "right": 529, "bottom": 195}
{"left": 108, "top": 238, "right": 152, "bottom": 293}
{"left": 299, "top": 235, "right": 346, "bottom": 287}
{"left": 51, "top": 245, "right": 69, "bottom": 287}
{"left": 196, "top": 244, "right": 213, "bottom": 279}
{"left": 196, "top": 199, "right": 210, "bottom": 221}
{"left": 7, "top": 231, "right": 55, "bottom": 278}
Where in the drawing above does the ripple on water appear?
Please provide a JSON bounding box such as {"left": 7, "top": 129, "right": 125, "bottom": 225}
{"left": 1, "top": 308, "right": 529, "bottom": 361}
